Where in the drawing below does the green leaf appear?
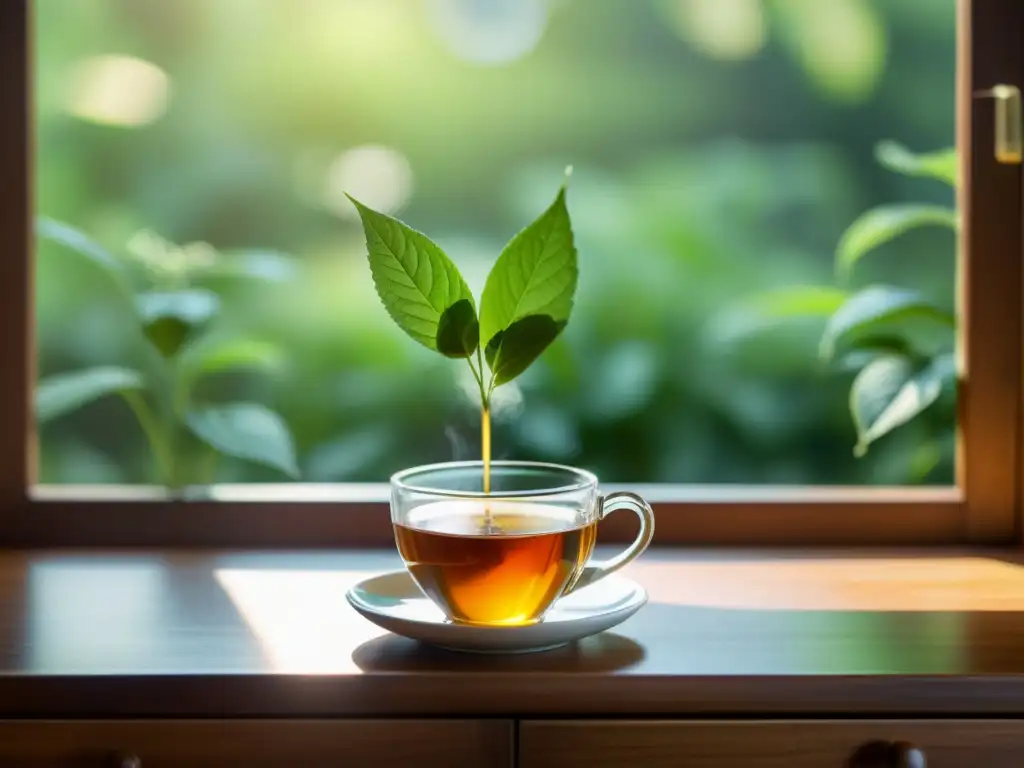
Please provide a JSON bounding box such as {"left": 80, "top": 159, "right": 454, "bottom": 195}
{"left": 820, "top": 287, "right": 955, "bottom": 360}
{"left": 850, "top": 353, "right": 956, "bottom": 456}
{"left": 846, "top": 334, "right": 915, "bottom": 354}
{"left": 836, "top": 204, "right": 958, "bottom": 279}
{"left": 136, "top": 289, "right": 221, "bottom": 357}
{"left": 436, "top": 298, "right": 480, "bottom": 358}
{"left": 485, "top": 315, "right": 567, "bottom": 386}
{"left": 36, "top": 367, "right": 144, "bottom": 423}
{"left": 836, "top": 334, "right": 914, "bottom": 372}
{"left": 185, "top": 403, "right": 299, "bottom": 478}
{"left": 348, "top": 195, "right": 477, "bottom": 356}
{"left": 479, "top": 184, "right": 577, "bottom": 385}
{"left": 179, "top": 337, "right": 283, "bottom": 381}
{"left": 37, "top": 217, "right": 123, "bottom": 273}
{"left": 875, "top": 141, "right": 958, "bottom": 186}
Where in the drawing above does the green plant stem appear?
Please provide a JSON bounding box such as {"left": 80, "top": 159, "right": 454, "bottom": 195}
{"left": 121, "top": 390, "right": 173, "bottom": 485}
{"left": 200, "top": 445, "right": 220, "bottom": 485}
{"left": 172, "top": 369, "right": 189, "bottom": 418}
{"left": 466, "top": 356, "right": 488, "bottom": 410}
{"left": 486, "top": 368, "right": 498, "bottom": 404}
{"left": 469, "top": 345, "right": 497, "bottom": 406}
{"left": 157, "top": 356, "right": 188, "bottom": 490}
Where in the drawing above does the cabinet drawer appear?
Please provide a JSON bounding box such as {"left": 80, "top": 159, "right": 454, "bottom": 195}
{"left": 0, "top": 719, "right": 512, "bottom": 768}
{"left": 520, "top": 720, "right": 1024, "bottom": 767}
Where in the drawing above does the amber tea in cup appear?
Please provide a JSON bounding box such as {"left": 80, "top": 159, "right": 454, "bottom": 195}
{"left": 391, "top": 461, "right": 654, "bottom": 626}
{"left": 394, "top": 500, "right": 598, "bottom": 625}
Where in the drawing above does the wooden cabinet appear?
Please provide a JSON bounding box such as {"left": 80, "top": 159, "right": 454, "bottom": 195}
{"left": 0, "top": 720, "right": 512, "bottom": 768}
{"left": 520, "top": 720, "right": 1024, "bottom": 768}
{"left": 6, "top": 719, "right": 1024, "bottom": 767}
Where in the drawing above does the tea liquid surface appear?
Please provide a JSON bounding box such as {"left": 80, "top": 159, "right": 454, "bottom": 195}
{"left": 394, "top": 501, "right": 597, "bottom": 626}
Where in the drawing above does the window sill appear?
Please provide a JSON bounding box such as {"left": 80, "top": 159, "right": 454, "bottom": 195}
{"left": 1, "top": 546, "right": 1021, "bottom": 717}
{"left": 9, "top": 485, "right": 966, "bottom": 547}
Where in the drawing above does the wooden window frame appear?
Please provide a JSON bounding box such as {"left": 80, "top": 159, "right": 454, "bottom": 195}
{"left": 0, "top": 0, "right": 1021, "bottom": 548}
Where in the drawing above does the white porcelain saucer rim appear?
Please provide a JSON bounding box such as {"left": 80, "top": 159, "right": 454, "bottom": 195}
{"left": 345, "top": 569, "right": 647, "bottom": 632}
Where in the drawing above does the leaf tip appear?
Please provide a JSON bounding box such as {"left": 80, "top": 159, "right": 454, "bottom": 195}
{"left": 343, "top": 193, "right": 366, "bottom": 214}
{"left": 853, "top": 442, "right": 868, "bottom": 458}
{"left": 558, "top": 165, "right": 574, "bottom": 196}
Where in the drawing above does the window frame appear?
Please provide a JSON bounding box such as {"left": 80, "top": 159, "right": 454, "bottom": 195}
{"left": 2, "top": 0, "right": 1021, "bottom": 548}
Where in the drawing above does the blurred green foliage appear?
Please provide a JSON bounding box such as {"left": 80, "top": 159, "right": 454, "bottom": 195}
{"left": 819, "top": 142, "right": 957, "bottom": 462}
{"left": 34, "top": 0, "right": 956, "bottom": 486}
{"left": 36, "top": 222, "right": 301, "bottom": 486}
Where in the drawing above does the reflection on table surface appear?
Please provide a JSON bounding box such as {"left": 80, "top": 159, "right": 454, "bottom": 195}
{"left": 2, "top": 549, "right": 1022, "bottom": 678}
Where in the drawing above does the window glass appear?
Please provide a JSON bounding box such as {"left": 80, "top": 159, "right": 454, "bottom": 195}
{"left": 34, "top": 0, "right": 957, "bottom": 486}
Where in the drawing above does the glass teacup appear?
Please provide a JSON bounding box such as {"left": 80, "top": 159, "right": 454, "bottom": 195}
{"left": 391, "top": 460, "right": 655, "bottom": 626}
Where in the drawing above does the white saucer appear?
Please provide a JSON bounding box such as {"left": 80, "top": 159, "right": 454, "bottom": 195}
{"left": 346, "top": 570, "right": 647, "bottom": 654}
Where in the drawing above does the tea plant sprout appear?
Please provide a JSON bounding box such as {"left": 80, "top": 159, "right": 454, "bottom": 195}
{"left": 347, "top": 168, "right": 579, "bottom": 421}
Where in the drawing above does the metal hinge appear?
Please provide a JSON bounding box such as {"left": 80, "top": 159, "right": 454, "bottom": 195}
{"left": 976, "top": 84, "right": 1022, "bottom": 165}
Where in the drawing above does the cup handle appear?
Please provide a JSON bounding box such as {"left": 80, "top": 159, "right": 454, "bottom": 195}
{"left": 564, "top": 491, "right": 655, "bottom": 594}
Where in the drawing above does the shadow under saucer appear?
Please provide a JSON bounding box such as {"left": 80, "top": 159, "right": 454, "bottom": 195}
{"left": 351, "top": 631, "right": 646, "bottom": 673}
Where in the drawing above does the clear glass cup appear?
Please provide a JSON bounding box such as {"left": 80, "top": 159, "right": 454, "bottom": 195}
{"left": 390, "top": 460, "right": 655, "bottom": 626}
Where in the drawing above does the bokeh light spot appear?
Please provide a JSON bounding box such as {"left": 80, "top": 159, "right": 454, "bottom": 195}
{"left": 326, "top": 145, "right": 414, "bottom": 220}
{"left": 664, "top": 0, "right": 767, "bottom": 61}
{"left": 775, "top": 0, "right": 886, "bottom": 103}
{"left": 428, "top": 0, "right": 548, "bottom": 66}
{"left": 65, "top": 55, "right": 169, "bottom": 127}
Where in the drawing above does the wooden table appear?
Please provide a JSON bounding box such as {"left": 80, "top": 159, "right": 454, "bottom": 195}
{"left": 1, "top": 548, "right": 1023, "bottom": 765}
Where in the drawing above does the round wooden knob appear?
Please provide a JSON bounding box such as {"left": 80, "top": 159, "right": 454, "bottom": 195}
{"left": 847, "top": 740, "right": 925, "bottom": 768}
{"left": 106, "top": 753, "right": 141, "bottom": 768}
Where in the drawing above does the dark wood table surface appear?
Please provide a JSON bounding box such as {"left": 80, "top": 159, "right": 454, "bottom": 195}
{"left": 1, "top": 548, "right": 1023, "bottom": 717}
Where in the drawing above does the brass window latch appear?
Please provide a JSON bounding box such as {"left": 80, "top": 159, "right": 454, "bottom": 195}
{"left": 976, "top": 84, "right": 1022, "bottom": 165}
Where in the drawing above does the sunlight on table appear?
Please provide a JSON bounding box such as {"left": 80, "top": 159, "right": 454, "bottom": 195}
{"left": 215, "top": 569, "right": 386, "bottom": 673}
{"left": 633, "top": 557, "right": 1024, "bottom": 612}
